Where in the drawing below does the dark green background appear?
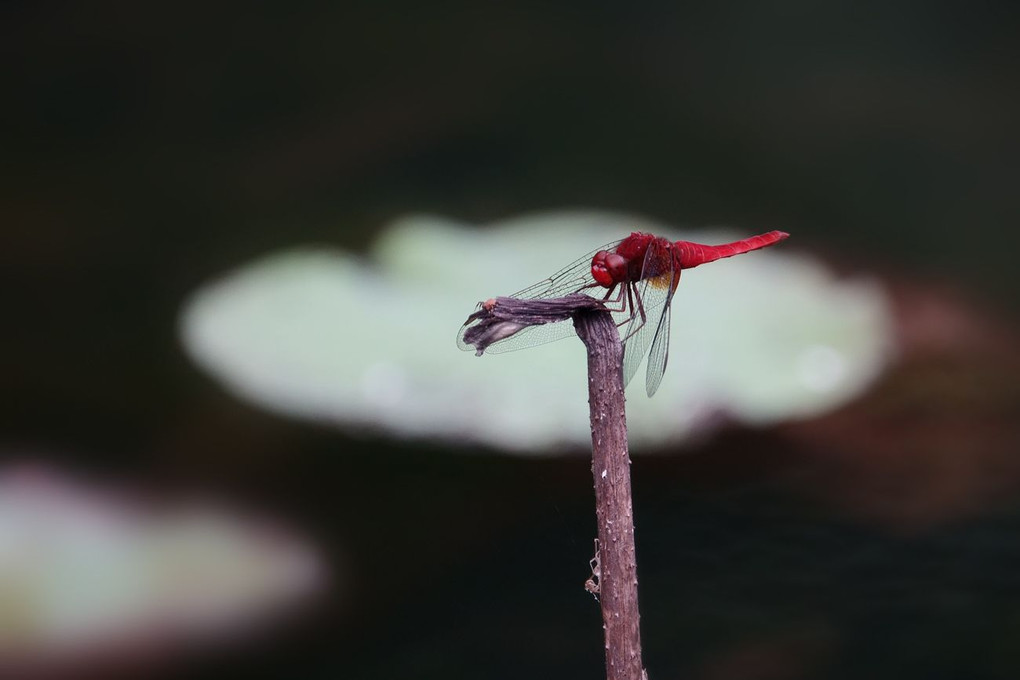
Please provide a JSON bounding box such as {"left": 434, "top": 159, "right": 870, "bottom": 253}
{"left": 3, "top": 2, "right": 1019, "bottom": 678}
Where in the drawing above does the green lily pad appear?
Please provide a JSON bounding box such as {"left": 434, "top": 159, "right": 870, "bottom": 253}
{"left": 180, "top": 211, "right": 894, "bottom": 453}
{"left": 0, "top": 465, "right": 323, "bottom": 663}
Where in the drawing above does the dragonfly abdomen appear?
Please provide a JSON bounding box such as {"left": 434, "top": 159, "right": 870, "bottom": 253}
{"left": 677, "top": 230, "right": 789, "bottom": 269}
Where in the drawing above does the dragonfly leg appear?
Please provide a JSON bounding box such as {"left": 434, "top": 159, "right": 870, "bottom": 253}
{"left": 619, "top": 284, "right": 648, "bottom": 342}
{"left": 601, "top": 284, "right": 628, "bottom": 313}
{"left": 617, "top": 284, "right": 636, "bottom": 327}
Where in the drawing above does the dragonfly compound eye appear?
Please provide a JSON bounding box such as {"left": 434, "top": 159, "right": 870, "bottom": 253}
{"left": 591, "top": 251, "right": 627, "bottom": 288}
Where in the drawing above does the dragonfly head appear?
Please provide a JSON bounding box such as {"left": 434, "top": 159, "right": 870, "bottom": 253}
{"left": 591, "top": 250, "right": 627, "bottom": 288}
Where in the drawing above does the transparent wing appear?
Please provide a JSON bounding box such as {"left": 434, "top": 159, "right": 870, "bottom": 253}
{"left": 456, "top": 316, "right": 579, "bottom": 354}
{"left": 620, "top": 282, "right": 670, "bottom": 389}
{"left": 457, "top": 238, "right": 625, "bottom": 354}
{"left": 509, "top": 239, "right": 624, "bottom": 300}
{"left": 620, "top": 240, "right": 676, "bottom": 392}
{"left": 644, "top": 280, "right": 676, "bottom": 397}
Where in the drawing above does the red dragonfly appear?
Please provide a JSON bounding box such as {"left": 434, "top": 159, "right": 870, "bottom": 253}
{"left": 458, "top": 230, "right": 789, "bottom": 396}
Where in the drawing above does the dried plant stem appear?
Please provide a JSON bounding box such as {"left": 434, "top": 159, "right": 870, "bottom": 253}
{"left": 574, "top": 308, "right": 646, "bottom": 680}
{"left": 461, "top": 296, "right": 646, "bottom": 680}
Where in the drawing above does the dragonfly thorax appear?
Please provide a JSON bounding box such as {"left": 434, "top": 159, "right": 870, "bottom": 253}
{"left": 591, "top": 250, "right": 628, "bottom": 288}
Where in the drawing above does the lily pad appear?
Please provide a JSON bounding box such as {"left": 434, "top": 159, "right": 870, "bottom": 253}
{"left": 180, "top": 211, "right": 894, "bottom": 452}
{"left": 0, "top": 465, "right": 323, "bottom": 666}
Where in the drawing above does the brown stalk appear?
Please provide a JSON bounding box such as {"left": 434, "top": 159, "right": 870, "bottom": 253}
{"left": 462, "top": 296, "right": 646, "bottom": 680}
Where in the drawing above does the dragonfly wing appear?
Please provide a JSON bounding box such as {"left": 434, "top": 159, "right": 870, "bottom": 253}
{"left": 620, "top": 283, "right": 658, "bottom": 389}
{"left": 459, "top": 238, "right": 626, "bottom": 355}
{"left": 644, "top": 284, "right": 674, "bottom": 397}
{"left": 510, "top": 239, "right": 624, "bottom": 300}
{"left": 457, "top": 316, "right": 578, "bottom": 355}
